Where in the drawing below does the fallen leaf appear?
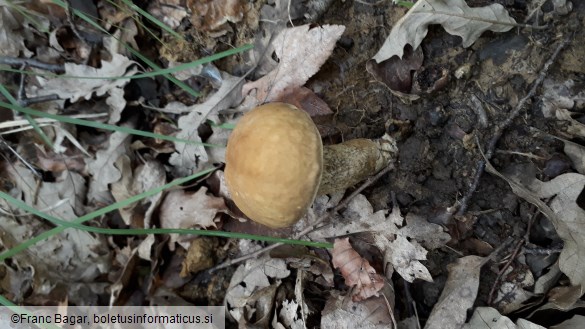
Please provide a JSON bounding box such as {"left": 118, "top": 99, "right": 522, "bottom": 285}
{"left": 188, "top": 0, "right": 245, "bottom": 33}
{"left": 367, "top": 45, "right": 423, "bottom": 94}
{"left": 169, "top": 72, "right": 244, "bottom": 176}
{"left": 147, "top": 0, "right": 188, "bottom": 29}
{"left": 110, "top": 157, "right": 166, "bottom": 227}
{"left": 226, "top": 257, "right": 290, "bottom": 322}
{"left": 372, "top": 0, "right": 516, "bottom": 62}
{"left": 159, "top": 187, "right": 227, "bottom": 249}
{"left": 321, "top": 293, "right": 394, "bottom": 329}
{"left": 0, "top": 4, "right": 34, "bottom": 57}
{"left": 180, "top": 237, "right": 218, "bottom": 276}
{"left": 311, "top": 195, "right": 450, "bottom": 282}
{"left": 28, "top": 53, "right": 138, "bottom": 103}
{"left": 2, "top": 164, "right": 111, "bottom": 284}
{"left": 425, "top": 256, "right": 484, "bottom": 329}
{"left": 87, "top": 128, "right": 132, "bottom": 204}
{"left": 463, "top": 307, "right": 545, "bottom": 329}
{"left": 242, "top": 24, "right": 345, "bottom": 103}
{"left": 486, "top": 162, "right": 585, "bottom": 296}
{"left": 332, "top": 238, "right": 385, "bottom": 301}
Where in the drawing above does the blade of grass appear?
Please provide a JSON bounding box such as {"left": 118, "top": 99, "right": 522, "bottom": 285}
{"left": 0, "top": 100, "right": 223, "bottom": 147}
{"left": 49, "top": 0, "right": 253, "bottom": 99}
{"left": 0, "top": 45, "right": 253, "bottom": 80}
{"left": 0, "top": 167, "right": 213, "bottom": 261}
{"left": 0, "top": 167, "right": 332, "bottom": 262}
{"left": 116, "top": 0, "right": 183, "bottom": 40}
{"left": 0, "top": 85, "right": 54, "bottom": 149}
{"left": 0, "top": 191, "right": 333, "bottom": 249}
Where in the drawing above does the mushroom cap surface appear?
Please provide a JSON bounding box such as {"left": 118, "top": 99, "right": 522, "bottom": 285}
{"left": 225, "top": 103, "right": 323, "bottom": 228}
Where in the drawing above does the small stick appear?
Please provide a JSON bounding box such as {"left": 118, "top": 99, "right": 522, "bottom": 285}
{"left": 0, "top": 56, "right": 65, "bottom": 73}
{"left": 487, "top": 238, "right": 525, "bottom": 305}
{"left": 455, "top": 32, "right": 573, "bottom": 217}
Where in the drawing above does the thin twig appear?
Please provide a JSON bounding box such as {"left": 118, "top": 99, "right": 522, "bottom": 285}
{"left": 455, "top": 32, "right": 573, "bottom": 217}
{"left": 18, "top": 95, "right": 62, "bottom": 107}
{"left": 487, "top": 238, "right": 525, "bottom": 305}
{"left": 209, "top": 164, "right": 395, "bottom": 272}
{"left": 0, "top": 56, "right": 65, "bottom": 73}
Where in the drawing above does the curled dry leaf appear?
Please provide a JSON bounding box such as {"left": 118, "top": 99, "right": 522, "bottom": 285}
{"left": 367, "top": 45, "right": 423, "bottom": 95}
{"left": 425, "top": 256, "right": 484, "bottom": 329}
{"left": 226, "top": 257, "right": 290, "bottom": 322}
{"left": 332, "top": 238, "right": 385, "bottom": 302}
{"left": 159, "top": 186, "right": 227, "bottom": 249}
{"left": 169, "top": 72, "right": 244, "bottom": 176}
{"left": 485, "top": 161, "right": 585, "bottom": 295}
{"left": 110, "top": 157, "right": 166, "bottom": 227}
{"left": 28, "top": 53, "right": 138, "bottom": 103}
{"left": 87, "top": 128, "right": 132, "bottom": 204}
{"left": 188, "top": 0, "right": 245, "bottom": 33}
{"left": 321, "top": 293, "right": 394, "bottom": 329}
{"left": 0, "top": 3, "right": 34, "bottom": 57}
{"left": 372, "top": 0, "right": 516, "bottom": 62}
{"left": 312, "top": 195, "right": 450, "bottom": 282}
{"left": 2, "top": 164, "right": 110, "bottom": 285}
{"left": 242, "top": 24, "right": 345, "bottom": 104}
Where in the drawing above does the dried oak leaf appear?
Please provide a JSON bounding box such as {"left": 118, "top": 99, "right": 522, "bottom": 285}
{"left": 169, "top": 72, "right": 244, "bottom": 176}
{"left": 332, "top": 238, "right": 384, "bottom": 301}
{"left": 426, "top": 256, "right": 484, "bottom": 329}
{"left": 321, "top": 294, "right": 394, "bottom": 329}
{"left": 188, "top": 0, "right": 244, "bottom": 33}
{"left": 110, "top": 157, "right": 166, "bottom": 227}
{"left": 87, "top": 128, "right": 132, "bottom": 204}
{"left": 486, "top": 162, "right": 585, "bottom": 296}
{"left": 242, "top": 24, "right": 345, "bottom": 103}
{"left": 159, "top": 187, "right": 227, "bottom": 249}
{"left": 312, "top": 195, "right": 450, "bottom": 282}
{"left": 28, "top": 53, "right": 137, "bottom": 103}
{"left": 463, "top": 307, "right": 545, "bottom": 329}
{"left": 372, "top": 0, "right": 516, "bottom": 62}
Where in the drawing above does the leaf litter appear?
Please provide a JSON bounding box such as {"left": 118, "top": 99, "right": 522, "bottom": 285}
{"left": 0, "top": 0, "right": 584, "bottom": 327}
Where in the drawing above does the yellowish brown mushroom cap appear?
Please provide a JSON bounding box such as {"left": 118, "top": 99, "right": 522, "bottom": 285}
{"left": 225, "top": 103, "right": 323, "bottom": 228}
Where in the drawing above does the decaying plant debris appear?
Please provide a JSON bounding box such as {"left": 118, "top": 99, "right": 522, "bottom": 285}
{"left": 1, "top": 0, "right": 584, "bottom": 328}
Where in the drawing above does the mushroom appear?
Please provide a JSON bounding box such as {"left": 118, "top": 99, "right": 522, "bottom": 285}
{"left": 225, "top": 102, "right": 398, "bottom": 228}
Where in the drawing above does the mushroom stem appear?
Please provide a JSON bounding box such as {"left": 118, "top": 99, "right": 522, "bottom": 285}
{"left": 318, "top": 133, "right": 398, "bottom": 195}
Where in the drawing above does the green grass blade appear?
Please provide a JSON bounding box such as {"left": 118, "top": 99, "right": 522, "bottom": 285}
{"left": 50, "top": 0, "right": 248, "bottom": 99}
{"left": 0, "top": 101, "right": 223, "bottom": 147}
{"left": 0, "top": 85, "right": 54, "bottom": 148}
{"left": 0, "top": 45, "right": 252, "bottom": 80}
{"left": 0, "top": 190, "right": 333, "bottom": 249}
{"left": 117, "top": 0, "right": 183, "bottom": 40}
{"left": 0, "top": 168, "right": 214, "bottom": 261}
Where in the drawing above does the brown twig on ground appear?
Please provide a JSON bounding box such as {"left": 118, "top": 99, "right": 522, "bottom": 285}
{"left": 487, "top": 238, "right": 525, "bottom": 305}
{"left": 454, "top": 32, "right": 574, "bottom": 217}
{"left": 0, "top": 56, "right": 65, "bottom": 73}
{"left": 209, "top": 165, "right": 395, "bottom": 272}
{"left": 15, "top": 64, "right": 60, "bottom": 107}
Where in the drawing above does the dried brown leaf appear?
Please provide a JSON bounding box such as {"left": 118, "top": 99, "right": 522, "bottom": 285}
{"left": 169, "top": 72, "right": 244, "bottom": 176}
{"left": 28, "top": 54, "right": 137, "bottom": 103}
{"left": 373, "top": 0, "right": 516, "bottom": 62}
{"left": 463, "top": 307, "right": 545, "bottom": 329}
{"left": 242, "top": 24, "right": 345, "bottom": 103}
{"left": 332, "top": 238, "right": 384, "bottom": 301}
{"left": 321, "top": 294, "right": 394, "bottom": 329}
{"left": 486, "top": 162, "right": 585, "bottom": 295}
{"left": 159, "top": 187, "right": 227, "bottom": 249}
{"left": 312, "top": 195, "right": 449, "bottom": 282}
{"left": 426, "top": 256, "right": 484, "bottom": 329}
